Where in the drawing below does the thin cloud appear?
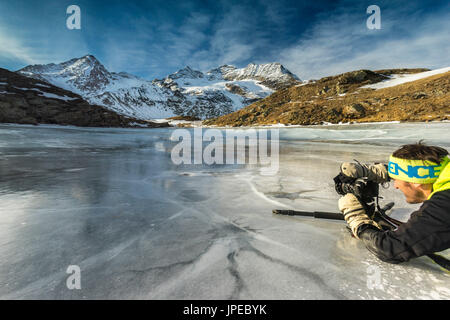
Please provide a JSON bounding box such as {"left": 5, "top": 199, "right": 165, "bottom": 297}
{"left": 196, "top": 4, "right": 272, "bottom": 69}
{"left": 280, "top": 3, "right": 450, "bottom": 80}
{"left": 101, "top": 11, "right": 212, "bottom": 78}
{"left": 101, "top": 4, "right": 273, "bottom": 78}
{"left": 0, "top": 21, "right": 90, "bottom": 70}
{"left": 0, "top": 27, "right": 38, "bottom": 65}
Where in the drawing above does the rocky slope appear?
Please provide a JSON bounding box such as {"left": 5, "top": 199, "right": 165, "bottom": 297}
{"left": 204, "top": 68, "right": 449, "bottom": 126}
{"left": 0, "top": 68, "right": 169, "bottom": 128}
{"left": 18, "top": 56, "right": 300, "bottom": 120}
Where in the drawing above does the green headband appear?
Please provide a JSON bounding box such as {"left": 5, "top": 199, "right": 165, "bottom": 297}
{"left": 388, "top": 155, "right": 450, "bottom": 184}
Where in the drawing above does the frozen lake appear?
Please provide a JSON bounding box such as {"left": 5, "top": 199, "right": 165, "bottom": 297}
{"left": 0, "top": 122, "right": 449, "bottom": 299}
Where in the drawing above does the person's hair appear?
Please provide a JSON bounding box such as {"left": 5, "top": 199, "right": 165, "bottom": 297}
{"left": 392, "top": 140, "right": 449, "bottom": 164}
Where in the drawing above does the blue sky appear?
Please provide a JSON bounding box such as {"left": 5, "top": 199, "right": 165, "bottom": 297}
{"left": 0, "top": 0, "right": 449, "bottom": 80}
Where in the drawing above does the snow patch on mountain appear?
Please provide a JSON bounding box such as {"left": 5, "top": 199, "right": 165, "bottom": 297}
{"left": 362, "top": 66, "right": 450, "bottom": 89}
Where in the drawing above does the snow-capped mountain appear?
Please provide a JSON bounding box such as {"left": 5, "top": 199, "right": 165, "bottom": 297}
{"left": 18, "top": 55, "right": 175, "bottom": 119}
{"left": 17, "top": 55, "right": 300, "bottom": 119}
{"left": 214, "top": 63, "right": 300, "bottom": 89}
{"left": 18, "top": 55, "right": 113, "bottom": 93}
{"left": 0, "top": 67, "right": 168, "bottom": 128}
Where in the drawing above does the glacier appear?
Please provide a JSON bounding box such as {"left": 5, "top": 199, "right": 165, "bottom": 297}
{"left": 0, "top": 122, "right": 449, "bottom": 299}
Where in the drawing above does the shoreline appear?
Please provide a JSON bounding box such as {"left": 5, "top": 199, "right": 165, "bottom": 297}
{"left": 194, "top": 119, "right": 450, "bottom": 129}
{"left": 1, "top": 119, "right": 449, "bottom": 131}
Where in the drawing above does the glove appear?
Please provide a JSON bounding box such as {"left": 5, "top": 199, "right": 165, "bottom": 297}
{"left": 338, "top": 193, "right": 382, "bottom": 239}
{"left": 340, "top": 162, "right": 389, "bottom": 183}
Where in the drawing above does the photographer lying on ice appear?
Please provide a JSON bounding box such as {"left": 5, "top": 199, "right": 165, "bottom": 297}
{"left": 338, "top": 142, "right": 450, "bottom": 264}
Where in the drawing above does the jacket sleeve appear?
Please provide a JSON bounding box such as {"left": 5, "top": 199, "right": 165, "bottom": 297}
{"left": 358, "top": 190, "right": 450, "bottom": 263}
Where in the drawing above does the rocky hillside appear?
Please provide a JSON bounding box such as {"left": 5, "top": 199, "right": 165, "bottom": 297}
{"left": 204, "top": 68, "right": 450, "bottom": 126}
{"left": 0, "top": 68, "right": 169, "bottom": 128}
{"left": 18, "top": 56, "right": 300, "bottom": 120}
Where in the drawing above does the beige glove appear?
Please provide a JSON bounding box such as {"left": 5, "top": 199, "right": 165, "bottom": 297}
{"left": 340, "top": 162, "right": 389, "bottom": 183}
{"left": 338, "top": 193, "right": 381, "bottom": 239}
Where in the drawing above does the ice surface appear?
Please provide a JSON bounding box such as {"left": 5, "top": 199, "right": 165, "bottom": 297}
{"left": 0, "top": 122, "right": 449, "bottom": 299}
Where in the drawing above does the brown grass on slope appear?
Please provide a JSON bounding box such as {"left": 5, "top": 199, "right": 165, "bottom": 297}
{"left": 204, "top": 68, "right": 449, "bottom": 127}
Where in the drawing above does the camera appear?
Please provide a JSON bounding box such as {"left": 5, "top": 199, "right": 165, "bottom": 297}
{"left": 333, "top": 172, "right": 379, "bottom": 205}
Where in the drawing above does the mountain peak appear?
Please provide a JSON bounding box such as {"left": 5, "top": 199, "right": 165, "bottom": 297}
{"left": 168, "top": 66, "right": 204, "bottom": 80}
{"left": 84, "top": 54, "right": 97, "bottom": 59}
{"left": 76, "top": 54, "right": 97, "bottom": 61}
{"left": 18, "top": 55, "right": 112, "bottom": 93}
{"left": 220, "top": 62, "right": 301, "bottom": 88}
{"left": 63, "top": 54, "right": 104, "bottom": 69}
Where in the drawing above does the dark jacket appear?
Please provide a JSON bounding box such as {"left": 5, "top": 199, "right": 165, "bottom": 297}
{"left": 358, "top": 189, "right": 450, "bottom": 263}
